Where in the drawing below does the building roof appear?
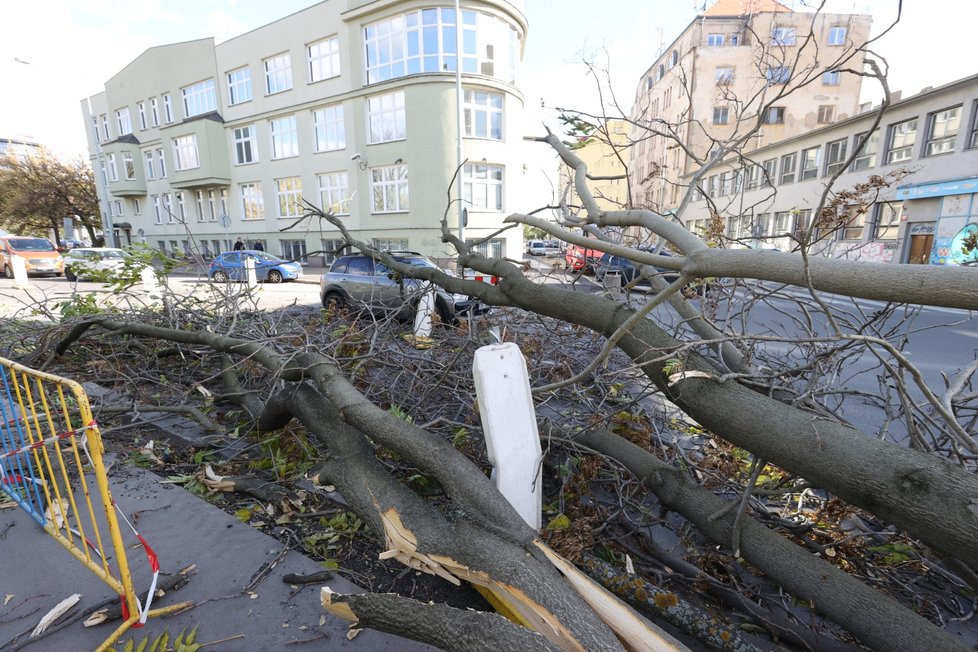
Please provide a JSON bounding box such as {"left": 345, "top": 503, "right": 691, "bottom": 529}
{"left": 703, "top": 0, "right": 790, "bottom": 17}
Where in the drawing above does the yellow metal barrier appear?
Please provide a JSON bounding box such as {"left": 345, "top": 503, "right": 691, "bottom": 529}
{"left": 0, "top": 356, "right": 190, "bottom": 651}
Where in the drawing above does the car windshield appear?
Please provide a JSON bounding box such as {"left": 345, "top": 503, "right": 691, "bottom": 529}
{"left": 394, "top": 255, "right": 439, "bottom": 269}
{"left": 91, "top": 250, "right": 126, "bottom": 259}
{"left": 250, "top": 252, "right": 280, "bottom": 263}
{"left": 9, "top": 238, "right": 55, "bottom": 252}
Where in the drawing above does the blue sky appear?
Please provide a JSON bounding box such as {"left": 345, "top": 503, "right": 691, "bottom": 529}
{"left": 1, "top": 0, "right": 974, "bottom": 157}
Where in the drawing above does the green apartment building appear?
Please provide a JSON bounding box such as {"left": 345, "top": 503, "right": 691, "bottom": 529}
{"left": 81, "top": 0, "right": 528, "bottom": 264}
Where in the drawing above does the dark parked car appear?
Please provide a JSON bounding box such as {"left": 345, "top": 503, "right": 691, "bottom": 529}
{"left": 319, "top": 251, "right": 485, "bottom": 324}
{"left": 208, "top": 250, "right": 302, "bottom": 283}
{"left": 593, "top": 248, "right": 681, "bottom": 287}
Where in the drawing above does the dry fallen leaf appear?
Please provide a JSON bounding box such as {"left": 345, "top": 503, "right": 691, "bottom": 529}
{"left": 4, "top": 594, "right": 13, "bottom": 606}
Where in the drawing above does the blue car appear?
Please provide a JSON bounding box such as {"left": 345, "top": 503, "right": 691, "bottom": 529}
{"left": 208, "top": 250, "right": 303, "bottom": 283}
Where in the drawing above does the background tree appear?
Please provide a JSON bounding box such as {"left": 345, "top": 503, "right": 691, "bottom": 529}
{"left": 0, "top": 149, "right": 101, "bottom": 243}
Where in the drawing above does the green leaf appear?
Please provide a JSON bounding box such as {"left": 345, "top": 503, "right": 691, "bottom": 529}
{"left": 546, "top": 514, "right": 572, "bottom": 531}
{"left": 235, "top": 507, "right": 252, "bottom": 522}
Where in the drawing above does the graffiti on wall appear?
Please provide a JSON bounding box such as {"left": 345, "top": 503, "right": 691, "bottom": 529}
{"left": 830, "top": 240, "right": 896, "bottom": 263}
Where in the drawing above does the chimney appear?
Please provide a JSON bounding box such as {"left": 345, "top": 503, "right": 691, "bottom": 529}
{"left": 858, "top": 101, "right": 872, "bottom": 114}
{"left": 891, "top": 90, "right": 902, "bottom": 102}
{"left": 920, "top": 86, "right": 934, "bottom": 94}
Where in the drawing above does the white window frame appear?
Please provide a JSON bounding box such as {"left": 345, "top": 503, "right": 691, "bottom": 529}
{"left": 370, "top": 164, "right": 409, "bottom": 213}
{"left": 308, "top": 36, "right": 340, "bottom": 83}
{"left": 163, "top": 94, "right": 174, "bottom": 123}
{"left": 779, "top": 152, "right": 797, "bottom": 184}
{"left": 817, "top": 105, "right": 835, "bottom": 124}
{"left": 886, "top": 118, "right": 918, "bottom": 164}
{"left": 367, "top": 92, "right": 406, "bottom": 144}
{"left": 712, "top": 106, "right": 729, "bottom": 125}
{"left": 715, "top": 67, "right": 734, "bottom": 85}
{"left": 264, "top": 53, "right": 293, "bottom": 95}
{"left": 827, "top": 26, "right": 847, "bottom": 45}
{"left": 318, "top": 171, "right": 350, "bottom": 215}
{"left": 706, "top": 33, "right": 724, "bottom": 46}
{"left": 195, "top": 190, "right": 206, "bottom": 222}
{"left": 138, "top": 102, "right": 147, "bottom": 130}
{"left": 463, "top": 89, "right": 503, "bottom": 140}
{"left": 173, "top": 134, "right": 200, "bottom": 170}
{"left": 123, "top": 152, "right": 135, "bottom": 180}
{"left": 163, "top": 192, "right": 174, "bottom": 223}
{"left": 181, "top": 79, "right": 217, "bottom": 118}
{"left": 925, "top": 106, "right": 961, "bottom": 157}
{"left": 800, "top": 146, "right": 820, "bottom": 180}
{"left": 100, "top": 114, "right": 110, "bottom": 141}
{"left": 463, "top": 163, "right": 503, "bottom": 211}
{"left": 175, "top": 191, "right": 187, "bottom": 222}
{"left": 233, "top": 125, "right": 259, "bottom": 164}
{"left": 152, "top": 195, "right": 162, "bottom": 224}
{"left": 157, "top": 148, "right": 167, "bottom": 178}
{"left": 107, "top": 154, "right": 118, "bottom": 182}
{"left": 240, "top": 182, "right": 265, "bottom": 220}
{"left": 766, "top": 66, "right": 790, "bottom": 85}
{"left": 270, "top": 115, "right": 299, "bottom": 159}
{"left": 150, "top": 97, "right": 160, "bottom": 126}
{"left": 133, "top": 198, "right": 142, "bottom": 215}
{"left": 116, "top": 108, "right": 132, "bottom": 135}
{"left": 144, "top": 151, "right": 156, "bottom": 180}
{"left": 227, "top": 66, "right": 253, "bottom": 105}
{"left": 208, "top": 190, "right": 218, "bottom": 222}
{"left": 276, "top": 177, "right": 304, "bottom": 218}
{"left": 824, "top": 137, "right": 848, "bottom": 176}
{"left": 852, "top": 130, "right": 879, "bottom": 171}
{"left": 764, "top": 106, "right": 785, "bottom": 124}
{"left": 312, "top": 105, "right": 345, "bottom": 152}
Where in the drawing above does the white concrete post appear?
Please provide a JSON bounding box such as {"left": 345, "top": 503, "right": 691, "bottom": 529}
{"left": 11, "top": 256, "right": 28, "bottom": 288}
{"left": 472, "top": 343, "right": 542, "bottom": 531}
{"left": 413, "top": 288, "right": 435, "bottom": 338}
{"left": 244, "top": 256, "right": 257, "bottom": 288}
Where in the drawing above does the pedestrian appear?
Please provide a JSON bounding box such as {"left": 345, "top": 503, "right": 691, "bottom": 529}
{"left": 233, "top": 237, "right": 245, "bottom": 251}
{"left": 253, "top": 240, "right": 264, "bottom": 252}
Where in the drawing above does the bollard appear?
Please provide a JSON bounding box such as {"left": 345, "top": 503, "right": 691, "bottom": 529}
{"left": 413, "top": 289, "right": 435, "bottom": 339}
{"left": 11, "top": 256, "right": 28, "bottom": 288}
{"left": 244, "top": 256, "right": 257, "bottom": 288}
{"left": 472, "top": 343, "right": 542, "bottom": 531}
{"left": 140, "top": 266, "right": 161, "bottom": 303}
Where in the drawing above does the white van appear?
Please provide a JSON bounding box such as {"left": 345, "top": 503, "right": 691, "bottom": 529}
{"left": 527, "top": 240, "right": 547, "bottom": 256}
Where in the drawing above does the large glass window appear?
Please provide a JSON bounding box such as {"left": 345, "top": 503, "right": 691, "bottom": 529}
{"left": 925, "top": 106, "right": 961, "bottom": 156}
{"left": 822, "top": 70, "right": 841, "bottom": 86}
{"left": 264, "top": 53, "right": 293, "bottom": 94}
{"left": 766, "top": 66, "right": 790, "bottom": 85}
{"left": 318, "top": 172, "right": 350, "bottom": 215}
{"left": 713, "top": 106, "right": 729, "bottom": 125}
{"left": 824, "top": 138, "right": 848, "bottom": 176}
{"left": 116, "top": 108, "right": 132, "bottom": 135}
{"left": 764, "top": 106, "right": 785, "bottom": 124}
{"left": 761, "top": 159, "right": 776, "bottom": 188}
{"left": 181, "top": 79, "right": 217, "bottom": 118}
{"left": 875, "top": 202, "right": 902, "bottom": 239}
{"left": 367, "top": 92, "right": 406, "bottom": 143}
{"left": 842, "top": 209, "right": 864, "bottom": 240}
{"left": 771, "top": 27, "right": 796, "bottom": 46}
{"left": 827, "top": 26, "right": 847, "bottom": 45}
{"left": 240, "top": 182, "right": 264, "bottom": 220}
{"left": 227, "top": 67, "right": 253, "bottom": 105}
{"left": 308, "top": 37, "right": 340, "bottom": 82}
{"left": 371, "top": 165, "right": 409, "bottom": 212}
{"left": 313, "top": 105, "right": 345, "bottom": 151}
{"left": 276, "top": 177, "right": 303, "bottom": 218}
{"left": 173, "top": 134, "right": 199, "bottom": 170}
{"left": 233, "top": 125, "right": 258, "bottom": 165}
{"left": 886, "top": 118, "right": 918, "bottom": 164}
{"left": 800, "top": 146, "right": 820, "bottom": 180}
{"left": 780, "top": 152, "right": 797, "bottom": 184}
{"left": 281, "top": 240, "right": 308, "bottom": 263}
{"left": 463, "top": 89, "right": 503, "bottom": 140}
{"left": 706, "top": 33, "right": 724, "bottom": 47}
{"left": 852, "top": 130, "right": 879, "bottom": 170}
{"left": 364, "top": 8, "right": 517, "bottom": 84}
{"left": 270, "top": 115, "right": 299, "bottom": 159}
{"left": 123, "top": 152, "right": 135, "bottom": 180}
{"left": 463, "top": 164, "right": 503, "bottom": 211}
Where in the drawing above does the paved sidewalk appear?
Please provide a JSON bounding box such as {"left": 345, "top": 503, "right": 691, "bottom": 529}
{"left": 0, "top": 463, "right": 432, "bottom": 652}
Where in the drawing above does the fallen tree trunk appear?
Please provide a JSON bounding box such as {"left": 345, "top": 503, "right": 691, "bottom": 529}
{"left": 572, "top": 424, "right": 970, "bottom": 652}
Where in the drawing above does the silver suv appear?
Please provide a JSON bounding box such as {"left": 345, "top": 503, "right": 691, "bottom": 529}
{"left": 319, "top": 251, "right": 485, "bottom": 324}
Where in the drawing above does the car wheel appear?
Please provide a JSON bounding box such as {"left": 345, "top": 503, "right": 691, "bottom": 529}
{"left": 65, "top": 268, "right": 77, "bottom": 282}
{"left": 3, "top": 265, "right": 11, "bottom": 279}
{"left": 322, "top": 291, "right": 346, "bottom": 310}
{"left": 212, "top": 270, "right": 229, "bottom": 283}
{"left": 435, "top": 299, "right": 455, "bottom": 326}
{"left": 266, "top": 269, "right": 283, "bottom": 284}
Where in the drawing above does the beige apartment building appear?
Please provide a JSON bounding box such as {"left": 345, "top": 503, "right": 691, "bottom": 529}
{"left": 559, "top": 119, "right": 630, "bottom": 210}
{"left": 629, "top": 0, "right": 870, "bottom": 214}
{"left": 81, "top": 0, "right": 528, "bottom": 264}
{"left": 679, "top": 73, "right": 978, "bottom": 267}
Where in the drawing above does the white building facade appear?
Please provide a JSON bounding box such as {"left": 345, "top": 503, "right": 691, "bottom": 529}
{"left": 679, "top": 74, "right": 978, "bottom": 267}
{"left": 81, "top": 0, "right": 528, "bottom": 264}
